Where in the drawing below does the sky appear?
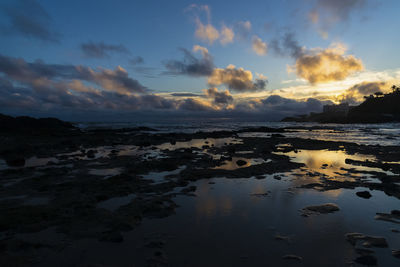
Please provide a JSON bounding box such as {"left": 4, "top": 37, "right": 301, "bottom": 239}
{"left": 0, "top": 0, "right": 399, "bottom": 121}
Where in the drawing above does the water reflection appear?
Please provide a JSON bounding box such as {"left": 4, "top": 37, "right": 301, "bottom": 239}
{"left": 213, "top": 157, "right": 271, "bottom": 170}
{"left": 88, "top": 167, "right": 122, "bottom": 178}
{"left": 276, "top": 149, "right": 393, "bottom": 178}
{"left": 141, "top": 166, "right": 185, "bottom": 184}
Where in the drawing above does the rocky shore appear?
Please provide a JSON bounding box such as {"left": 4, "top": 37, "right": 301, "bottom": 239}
{"left": 1, "top": 114, "right": 400, "bottom": 266}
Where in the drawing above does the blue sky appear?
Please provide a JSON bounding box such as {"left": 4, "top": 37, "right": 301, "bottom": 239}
{"left": 0, "top": 0, "right": 399, "bottom": 120}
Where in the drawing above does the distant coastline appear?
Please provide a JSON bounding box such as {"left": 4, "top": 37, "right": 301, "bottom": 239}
{"left": 282, "top": 85, "right": 400, "bottom": 123}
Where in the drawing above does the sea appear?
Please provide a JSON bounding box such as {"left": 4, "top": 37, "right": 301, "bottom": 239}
{"left": 76, "top": 120, "right": 400, "bottom": 147}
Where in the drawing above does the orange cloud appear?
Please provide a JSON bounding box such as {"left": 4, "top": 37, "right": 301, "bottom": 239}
{"left": 290, "top": 43, "right": 363, "bottom": 84}
{"left": 208, "top": 65, "right": 267, "bottom": 92}
{"left": 252, "top": 36, "right": 267, "bottom": 56}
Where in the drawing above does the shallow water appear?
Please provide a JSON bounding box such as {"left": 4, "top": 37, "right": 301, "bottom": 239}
{"left": 2, "top": 122, "right": 400, "bottom": 266}
{"left": 39, "top": 175, "right": 400, "bottom": 267}
{"left": 97, "top": 193, "right": 137, "bottom": 211}
{"left": 213, "top": 157, "right": 271, "bottom": 170}
{"left": 276, "top": 149, "right": 396, "bottom": 177}
{"left": 78, "top": 121, "right": 400, "bottom": 146}
{"left": 33, "top": 143, "right": 400, "bottom": 266}
{"left": 141, "top": 166, "right": 185, "bottom": 184}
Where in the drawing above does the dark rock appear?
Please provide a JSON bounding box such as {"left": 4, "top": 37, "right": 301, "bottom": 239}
{"left": 145, "top": 240, "right": 165, "bottom": 249}
{"left": 345, "top": 233, "right": 388, "bottom": 248}
{"left": 99, "top": 231, "right": 123, "bottom": 243}
{"left": 86, "top": 150, "right": 97, "bottom": 158}
{"left": 282, "top": 254, "right": 302, "bottom": 261}
{"left": 0, "top": 113, "right": 77, "bottom": 134}
{"left": 392, "top": 210, "right": 400, "bottom": 216}
{"left": 356, "top": 191, "right": 372, "bottom": 199}
{"left": 302, "top": 203, "right": 340, "bottom": 214}
{"left": 236, "top": 160, "right": 247, "bottom": 166}
{"left": 375, "top": 212, "right": 400, "bottom": 224}
{"left": 5, "top": 158, "right": 25, "bottom": 167}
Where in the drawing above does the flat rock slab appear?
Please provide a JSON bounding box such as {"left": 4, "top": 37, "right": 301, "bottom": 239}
{"left": 392, "top": 249, "right": 400, "bottom": 259}
{"left": 301, "top": 203, "right": 340, "bottom": 216}
{"left": 282, "top": 254, "right": 302, "bottom": 261}
{"left": 356, "top": 191, "right": 372, "bottom": 199}
{"left": 345, "top": 233, "right": 388, "bottom": 248}
{"left": 375, "top": 210, "right": 400, "bottom": 224}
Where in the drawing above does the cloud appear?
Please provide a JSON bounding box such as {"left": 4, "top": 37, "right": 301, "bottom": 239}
{"left": 0, "top": 0, "right": 59, "bottom": 42}
{"left": 0, "top": 54, "right": 219, "bottom": 114}
{"left": 178, "top": 98, "right": 212, "bottom": 111}
{"left": 337, "top": 81, "right": 391, "bottom": 104}
{"left": 234, "top": 21, "right": 251, "bottom": 40}
{"left": 270, "top": 32, "right": 303, "bottom": 59}
{"left": 233, "top": 94, "right": 333, "bottom": 119}
{"left": 205, "top": 87, "right": 233, "bottom": 108}
{"left": 220, "top": 25, "right": 234, "bottom": 45}
{"left": 164, "top": 45, "right": 214, "bottom": 76}
{"left": 187, "top": 4, "right": 234, "bottom": 45}
{"left": 308, "top": 0, "right": 369, "bottom": 35}
{"left": 291, "top": 43, "right": 364, "bottom": 84}
{"left": 168, "top": 92, "right": 203, "bottom": 97}
{"left": 80, "top": 41, "right": 130, "bottom": 58}
{"left": 208, "top": 65, "right": 268, "bottom": 92}
{"left": 0, "top": 55, "right": 335, "bottom": 120}
{"left": 194, "top": 18, "right": 220, "bottom": 44}
{"left": 0, "top": 54, "right": 148, "bottom": 95}
{"left": 272, "top": 32, "right": 363, "bottom": 84}
{"left": 252, "top": 36, "right": 268, "bottom": 56}
{"left": 130, "top": 56, "right": 144, "bottom": 65}
{"left": 78, "top": 66, "right": 148, "bottom": 95}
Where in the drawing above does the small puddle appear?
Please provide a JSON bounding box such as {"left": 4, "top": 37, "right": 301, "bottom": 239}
{"left": 97, "top": 193, "right": 137, "bottom": 211}
{"left": 141, "top": 166, "right": 185, "bottom": 184}
{"left": 89, "top": 168, "right": 122, "bottom": 179}
{"left": 213, "top": 157, "right": 271, "bottom": 170}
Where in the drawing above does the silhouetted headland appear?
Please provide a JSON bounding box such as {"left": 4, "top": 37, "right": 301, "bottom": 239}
{"left": 282, "top": 85, "right": 400, "bottom": 123}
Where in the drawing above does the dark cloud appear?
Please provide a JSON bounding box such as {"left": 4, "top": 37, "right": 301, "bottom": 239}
{"left": 0, "top": 0, "right": 59, "bottom": 42}
{"left": 169, "top": 92, "right": 204, "bottom": 97}
{"left": 0, "top": 54, "right": 336, "bottom": 121}
{"left": 234, "top": 21, "right": 252, "bottom": 40}
{"left": 205, "top": 87, "right": 233, "bottom": 107}
{"left": 0, "top": 54, "right": 216, "bottom": 114}
{"left": 164, "top": 46, "right": 214, "bottom": 77}
{"left": 130, "top": 56, "right": 144, "bottom": 65}
{"left": 208, "top": 65, "right": 268, "bottom": 92}
{"left": 309, "top": 0, "right": 369, "bottom": 32}
{"left": 235, "top": 95, "right": 333, "bottom": 118}
{"left": 178, "top": 98, "right": 211, "bottom": 111}
{"left": 0, "top": 54, "right": 148, "bottom": 94}
{"left": 80, "top": 41, "right": 130, "bottom": 58}
{"left": 270, "top": 32, "right": 303, "bottom": 58}
{"left": 338, "top": 81, "right": 390, "bottom": 104}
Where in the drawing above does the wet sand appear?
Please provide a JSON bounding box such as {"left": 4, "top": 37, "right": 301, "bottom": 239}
{"left": 0, "top": 126, "right": 400, "bottom": 266}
